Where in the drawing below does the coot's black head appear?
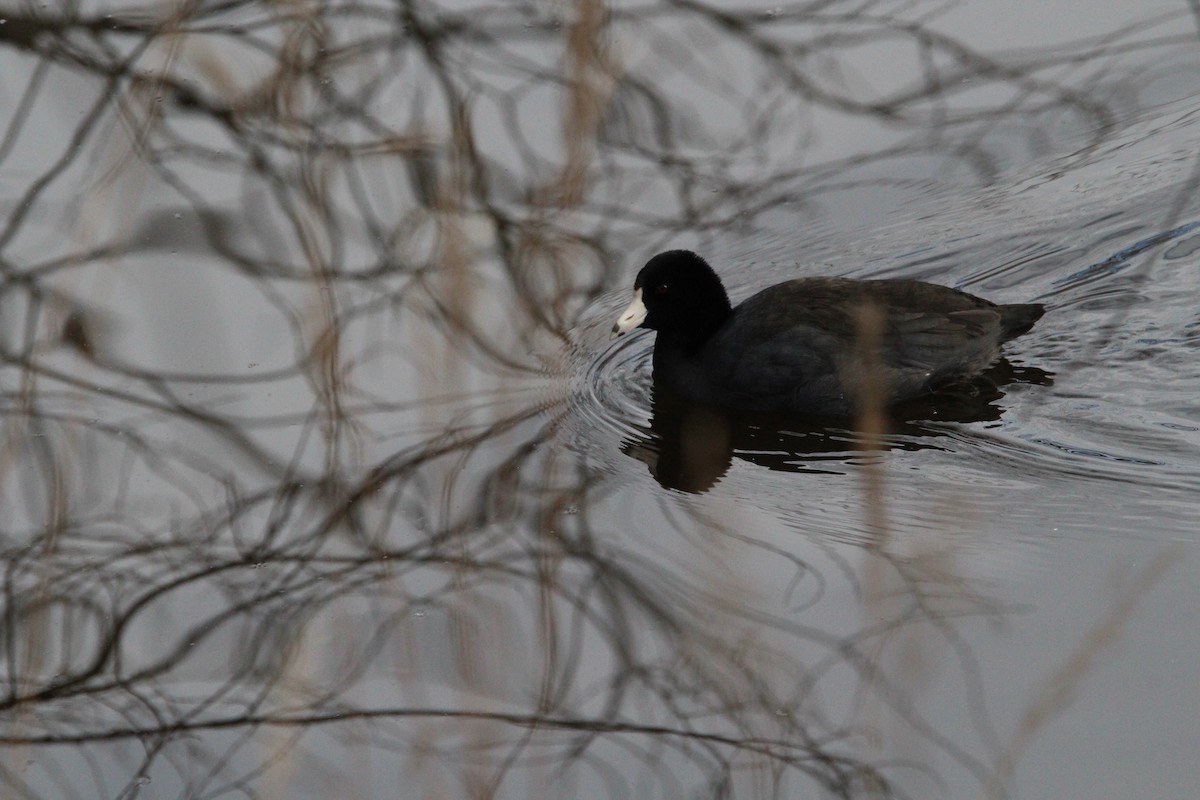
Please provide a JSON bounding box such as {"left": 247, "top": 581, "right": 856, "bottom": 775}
{"left": 612, "top": 250, "right": 732, "bottom": 347}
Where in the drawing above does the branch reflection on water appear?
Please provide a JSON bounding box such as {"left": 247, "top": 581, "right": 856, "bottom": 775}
{"left": 0, "top": 0, "right": 1189, "bottom": 797}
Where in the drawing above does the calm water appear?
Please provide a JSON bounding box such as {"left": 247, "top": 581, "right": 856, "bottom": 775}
{"left": 2, "top": 1, "right": 1198, "bottom": 798}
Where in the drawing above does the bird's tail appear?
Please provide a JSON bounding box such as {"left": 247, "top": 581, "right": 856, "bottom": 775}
{"left": 998, "top": 303, "right": 1045, "bottom": 340}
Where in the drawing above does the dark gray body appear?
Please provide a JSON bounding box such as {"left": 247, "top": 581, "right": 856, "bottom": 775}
{"left": 652, "top": 277, "right": 1044, "bottom": 416}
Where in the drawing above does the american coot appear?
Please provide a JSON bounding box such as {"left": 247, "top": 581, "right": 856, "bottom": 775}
{"left": 612, "top": 250, "right": 1045, "bottom": 416}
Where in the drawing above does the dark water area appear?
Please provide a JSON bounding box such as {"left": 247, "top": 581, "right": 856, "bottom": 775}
{"left": 2, "top": 1, "right": 1199, "bottom": 798}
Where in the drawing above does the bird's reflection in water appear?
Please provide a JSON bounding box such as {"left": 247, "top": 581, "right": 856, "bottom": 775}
{"left": 625, "top": 360, "right": 1053, "bottom": 493}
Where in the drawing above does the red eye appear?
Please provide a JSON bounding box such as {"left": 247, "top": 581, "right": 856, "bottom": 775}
{"left": 656, "top": 284, "right": 669, "bottom": 295}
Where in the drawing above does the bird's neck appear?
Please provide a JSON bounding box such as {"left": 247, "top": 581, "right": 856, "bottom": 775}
{"left": 657, "top": 305, "right": 731, "bottom": 356}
